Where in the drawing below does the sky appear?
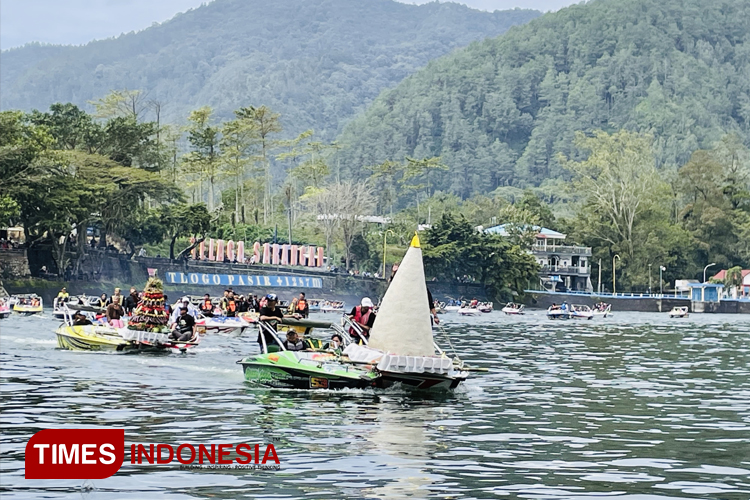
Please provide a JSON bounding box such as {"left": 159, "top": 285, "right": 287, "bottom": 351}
{"left": 0, "top": 0, "right": 580, "bottom": 50}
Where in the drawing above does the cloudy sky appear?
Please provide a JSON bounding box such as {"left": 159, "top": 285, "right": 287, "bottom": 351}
{"left": 1, "top": 0, "right": 579, "bottom": 50}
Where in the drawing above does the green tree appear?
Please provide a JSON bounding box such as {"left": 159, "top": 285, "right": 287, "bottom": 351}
{"left": 184, "top": 107, "right": 221, "bottom": 212}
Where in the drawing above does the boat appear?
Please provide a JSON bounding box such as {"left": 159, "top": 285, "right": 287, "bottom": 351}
{"left": 53, "top": 295, "right": 97, "bottom": 319}
{"left": 443, "top": 301, "right": 461, "bottom": 313}
{"left": 458, "top": 305, "right": 480, "bottom": 316}
{"left": 0, "top": 298, "right": 10, "bottom": 319}
{"left": 478, "top": 302, "right": 493, "bottom": 313}
{"left": 11, "top": 294, "right": 43, "bottom": 314}
{"left": 570, "top": 304, "right": 594, "bottom": 320}
{"left": 55, "top": 306, "right": 200, "bottom": 353}
{"left": 238, "top": 234, "right": 470, "bottom": 391}
{"left": 320, "top": 300, "right": 346, "bottom": 313}
{"left": 195, "top": 315, "right": 251, "bottom": 335}
{"left": 669, "top": 306, "right": 689, "bottom": 318}
{"left": 345, "top": 234, "right": 469, "bottom": 390}
{"left": 592, "top": 302, "right": 612, "bottom": 318}
{"left": 238, "top": 318, "right": 381, "bottom": 389}
{"left": 501, "top": 302, "right": 525, "bottom": 315}
{"left": 547, "top": 304, "right": 570, "bottom": 319}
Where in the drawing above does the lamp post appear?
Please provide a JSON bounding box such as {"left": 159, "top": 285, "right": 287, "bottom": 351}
{"left": 703, "top": 262, "right": 716, "bottom": 283}
{"left": 648, "top": 263, "right": 652, "bottom": 294}
{"left": 382, "top": 229, "right": 395, "bottom": 279}
{"left": 659, "top": 265, "right": 666, "bottom": 295}
{"left": 613, "top": 254, "right": 620, "bottom": 295}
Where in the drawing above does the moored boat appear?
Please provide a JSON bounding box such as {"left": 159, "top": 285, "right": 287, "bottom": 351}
{"left": 669, "top": 306, "right": 689, "bottom": 318}
{"left": 11, "top": 294, "right": 43, "bottom": 315}
{"left": 501, "top": 302, "right": 525, "bottom": 315}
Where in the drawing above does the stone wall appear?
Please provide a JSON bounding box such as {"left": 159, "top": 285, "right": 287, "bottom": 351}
{"left": 0, "top": 249, "right": 30, "bottom": 279}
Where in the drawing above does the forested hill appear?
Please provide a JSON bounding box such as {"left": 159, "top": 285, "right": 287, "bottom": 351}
{"left": 0, "top": 0, "right": 539, "bottom": 139}
{"left": 336, "top": 0, "right": 750, "bottom": 197}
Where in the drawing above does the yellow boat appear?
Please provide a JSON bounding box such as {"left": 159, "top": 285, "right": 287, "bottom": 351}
{"left": 11, "top": 294, "right": 43, "bottom": 315}
{"left": 55, "top": 306, "right": 200, "bottom": 353}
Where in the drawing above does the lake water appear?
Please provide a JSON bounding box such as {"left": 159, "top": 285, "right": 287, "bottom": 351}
{"left": 1, "top": 310, "right": 749, "bottom": 499}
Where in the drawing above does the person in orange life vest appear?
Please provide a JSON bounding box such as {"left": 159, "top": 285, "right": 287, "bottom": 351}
{"left": 295, "top": 292, "right": 309, "bottom": 318}
{"left": 222, "top": 290, "right": 238, "bottom": 317}
{"left": 199, "top": 293, "right": 214, "bottom": 317}
{"left": 347, "top": 297, "right": 376, "bottom": 339}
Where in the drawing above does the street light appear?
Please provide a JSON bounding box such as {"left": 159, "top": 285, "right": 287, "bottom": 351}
{"left": 703, "top": 262, "right": 716, "bottom": 283}
{"left": 613, "top": 254, "right": 620, "bottom": 295}
{"left": 648, "top": 263, "right": 652, "bottom": 294}
{"left": 382, "top": 229, "right": 395, "bottom": 279}
{"left": 659, "top": 266, "right": 666, "bottom": 295}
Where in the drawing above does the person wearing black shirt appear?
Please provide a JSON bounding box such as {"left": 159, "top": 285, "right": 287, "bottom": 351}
{"left": 257, "top": 293, "right": 300, "bottom": 351}
{"left": 170, "top": 306, "right": 196, "bottom": 341}
{"left": 427, "top": 287, "right": 439, "bottom": 325}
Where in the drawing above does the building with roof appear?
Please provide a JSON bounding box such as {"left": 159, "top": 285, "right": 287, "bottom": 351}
{"left": 484, "top": 224, "right": 593, "bottom": 292}
{"left": 711, "top": 269, "right": 750, "bottom": 298}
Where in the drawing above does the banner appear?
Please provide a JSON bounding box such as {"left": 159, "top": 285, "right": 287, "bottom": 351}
{"left": 165, "top": 272, "right": 323, "bottom": 288}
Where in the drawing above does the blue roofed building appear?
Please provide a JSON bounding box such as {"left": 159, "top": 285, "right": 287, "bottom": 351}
{"left": 484, "top": 224, "right": 593, "bottom": 292}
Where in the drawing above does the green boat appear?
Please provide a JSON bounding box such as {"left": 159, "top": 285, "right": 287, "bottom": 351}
{"left": 238, "top": 318, "right": 381, "bottom": 390}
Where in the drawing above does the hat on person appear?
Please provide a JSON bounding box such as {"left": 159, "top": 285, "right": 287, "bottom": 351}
{"left": 181, "top": 296, "right": 190, "bottom": 302}
{"left": 266, "top": 293, "right": 278, "bottom": 301}
{"left": 361, "top": 297, "right": 374, "bottom": 308}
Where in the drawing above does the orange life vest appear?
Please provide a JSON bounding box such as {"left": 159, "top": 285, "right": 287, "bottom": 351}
{"left": 201, "top": 299, "right": 213, "bottom": 312}
{"left": 296, "top": 299, "right": 307, "bottom": 312}
{"left": 228, "top": 300, "right": 236, "bottom": 312}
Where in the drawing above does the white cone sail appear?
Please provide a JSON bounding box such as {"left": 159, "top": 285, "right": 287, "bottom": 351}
{"left": 368, "top": 233, "right": 435, "bottom": 356}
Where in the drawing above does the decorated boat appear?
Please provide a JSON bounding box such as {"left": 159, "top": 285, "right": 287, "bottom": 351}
{"left": 56, "top": 278, "right": 199, "bottom": 353}
{"left": 570, "top": 304, "right": 594, "bottom": 320}
{"left": 238, "top": 235, "right": 470, "bottom": 391}
{"left": 592, "top": 302, "right": 612, "bottom": 318}
{"left": 669, "top": 306, "right": 689, "bottom": 318}
{"left": 501, "top": 302, "right": 525, "bottom": 315}
{"left": 0, "top": 298, "right": 10, "bottom": 319}
{"left": 11, "top": 294, "right": 43, "bottom": 315}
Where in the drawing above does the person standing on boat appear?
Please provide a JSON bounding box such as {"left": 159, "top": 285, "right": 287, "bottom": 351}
{"left": 200, "top": 294, "right": 214, "bottom": 317}
{"left": 125, "top": 287, "right": 139, "bottom": 315}
{"left": 294, "top": 292, "right": 309, "bottom": 318}
{"left": 106, "top": 301, "right": 125, "bottom": 328}
{"left": 222, "top": 290, "right": 238, "bottom": 317}
{"left": 257, "top": 294, "right": 300, "bottom": 350}
{"left": 109, "top": 288, "right": 123, "bottom": 306}
{"left": 170, "top": 306, "right": 196, "bottom": 341}
{"left": 348, "top": 297, "right": 376, "bottom": 340}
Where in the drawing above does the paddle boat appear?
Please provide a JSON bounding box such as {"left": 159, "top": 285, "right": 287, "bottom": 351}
{"left": 669, "top": 306, "right": 689, "bottom": 318}
{"left": 0, "top": 298, "right": 10, "bottom": 319}
{"left": 238, "top": 234, "right": 471, "bottom": 391}
{"left": 570, "top": 304, "right": 594, "bottom": 320}
{"left": 592, "top": 302, "right": 612, "bottom": 318}
{"left": 11, "top": 294, "right": 43, "bottom": 315}
{"left": 55, "top": 306, "right": 200, "bottom": 353}
{"left": 501, "top": 302, "right": 525, "bottom": 315}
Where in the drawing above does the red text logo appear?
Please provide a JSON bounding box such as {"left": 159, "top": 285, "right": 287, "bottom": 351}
{"left": 25, "top": 429, "right": 124, "bottom": 479}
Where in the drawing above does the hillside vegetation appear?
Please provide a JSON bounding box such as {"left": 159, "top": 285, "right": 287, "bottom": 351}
{"left": 336, "top": 0, "right": 750, "bottom": 197}
{"left": 0, "top": 0, "right": 539, "bottom": 140}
